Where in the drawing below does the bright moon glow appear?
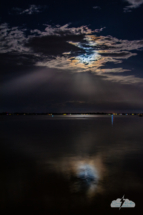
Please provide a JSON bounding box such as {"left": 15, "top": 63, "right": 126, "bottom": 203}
{"left": 77, "top": 51, "right": 99, "bottom": 65}
{"left": 68, "top": 38, "right": 101, "bottom": 68}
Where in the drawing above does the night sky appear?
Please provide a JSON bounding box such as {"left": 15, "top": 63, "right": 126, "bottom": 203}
{"left": 1, "top": 0, "right": 143, "bottom": 113}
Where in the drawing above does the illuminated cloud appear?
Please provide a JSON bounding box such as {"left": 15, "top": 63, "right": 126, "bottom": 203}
{"left": 123, "top": 0, "right": 143, "bottom": 12}
{"left": 35, "top": 34, "right": 143, "bottom": 84}
{"left": 1, "top": 23, "right": 143, "bottom": 84}
{"left": 0, "top": 23, "right": 104, "bottom": 65}
{"left": 100, "top": 74, "right": 143, "bottom": 84}
{"left": 30, "top": 24, "right": 104, "bottom": 36}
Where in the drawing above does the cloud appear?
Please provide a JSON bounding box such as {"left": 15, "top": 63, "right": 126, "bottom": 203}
{"left": 30, "top": 24, "right": 104, "bottom": 36}
{"left": 12, "top": 5, "right": 47, "bottom": 15}
{"left": 101, "top": 74, "right": 143, "bottom": 84}
{"left": 111, "top": 198, "right": 135, "bottom": 208}
{"left": 93, "top": 6, "right": 101, "bottom": 9}
{"left": 34, "top": 33, "right": 143, "bottom": 84}
{"left": 123, "top": 0, "right": 143, "bottom": 12}
{"left": 26, "top": 35, "right": 86, "bottom": 56}
{"left": 0, "top": 23, "right": 104, "bottom": 57}
{"left": 1, "top": 23, "right": 143, "bottom": 85}
{"left": 0, "top": 23, "right": 30, "bottom": 54}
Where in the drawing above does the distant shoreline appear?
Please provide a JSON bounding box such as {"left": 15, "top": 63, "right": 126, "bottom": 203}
{"left": 0, "top": 113, "right": 142, "bottom": 116}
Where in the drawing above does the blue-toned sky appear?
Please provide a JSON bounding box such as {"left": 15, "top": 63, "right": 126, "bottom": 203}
{"left": 1, "top": 0, "right": 143, "bottom": 112}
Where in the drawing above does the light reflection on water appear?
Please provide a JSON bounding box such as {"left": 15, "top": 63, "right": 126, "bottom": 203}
{"left": 0, "top": 115, "right": 143, "bottom": 214}
{"left": 111, "top": 114, "right": 114, "bottom": 125}
{"left": 44, "top": 155, "right": 106, "bottom": 198}
{"left": 70, "top": 162, "right": 98, "bottom": 196}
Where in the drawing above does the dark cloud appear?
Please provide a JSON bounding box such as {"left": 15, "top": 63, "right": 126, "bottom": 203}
{"left": 93, "top": 6, "right": 101, "bottom": 10}
{"left": 137, "top": 40, "right": 143, "bottom": 45}
{"left": 0, "top": 23, "right": 104, "bottom": 67}
{"left": 1, "top": 68, "right": 143, "bottom": 112}
{"left": 11, "top": 5, "right": 47, "bottom": 15}
{"left": 0, "top": 53, "right": 41, "bottom": 67}
{"left": 25, "top": 35, "right": 86, "bottom": 57}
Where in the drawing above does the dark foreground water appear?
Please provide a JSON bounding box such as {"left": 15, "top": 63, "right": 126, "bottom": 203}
{"left": 0, "top": 115, "right": 143, "bottom": 215}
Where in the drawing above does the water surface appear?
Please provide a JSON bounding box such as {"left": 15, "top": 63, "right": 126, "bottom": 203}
{"left": 0, "top": 115, "right": 143, "bottom": 214}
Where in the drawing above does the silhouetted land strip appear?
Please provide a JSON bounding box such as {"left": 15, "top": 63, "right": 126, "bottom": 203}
{"left": 0, "top": 112, "right": 142, "bottom": 116}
